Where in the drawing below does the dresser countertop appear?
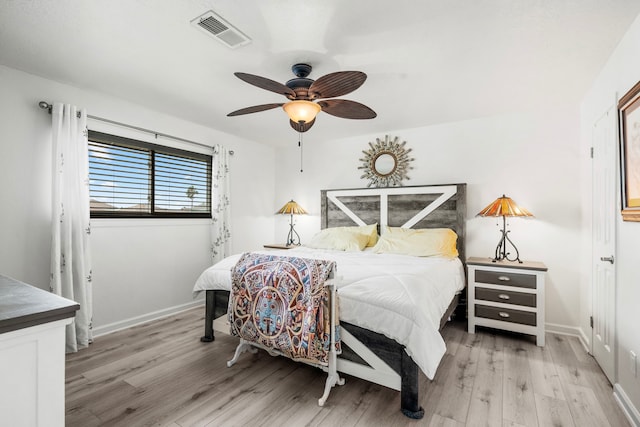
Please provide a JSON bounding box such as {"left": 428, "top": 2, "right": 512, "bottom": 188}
{"left": 0, "top": 275, "right": 79, "bottom": 334}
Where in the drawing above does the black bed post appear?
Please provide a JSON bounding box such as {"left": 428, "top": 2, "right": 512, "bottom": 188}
{"left": 200, "top": 290, "right": 215, "bottom": 342}
{"left": 400, "top": 350, "right": 424, "bottom": 419}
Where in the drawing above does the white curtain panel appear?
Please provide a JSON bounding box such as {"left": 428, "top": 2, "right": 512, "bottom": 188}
{"left": 211, "top": 144, "right": 231, "bottom": 263}
{"left": 50, "top": 103, "right": 93, "bottom": 353}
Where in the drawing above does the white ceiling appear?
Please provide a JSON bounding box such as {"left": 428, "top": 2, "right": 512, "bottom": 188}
{"left": 1, "top": 0, "right": 639, "bottom": 147}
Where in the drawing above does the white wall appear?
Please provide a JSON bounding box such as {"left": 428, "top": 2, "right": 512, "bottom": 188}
{"left": 274, "top": 107, "right": 582, "bottom": 329}
{"left": 581, "top": 13, "right": 640, "bottom": 422}
{"left": 0, "top": 65, "right": 276, "bottom": 331}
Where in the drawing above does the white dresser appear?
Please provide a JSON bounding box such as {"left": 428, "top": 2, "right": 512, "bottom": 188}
{"left": 0, "top": 275, "right": 79, "bottom": 427}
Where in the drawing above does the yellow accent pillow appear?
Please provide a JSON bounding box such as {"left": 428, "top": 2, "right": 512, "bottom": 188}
{"left": 342, "top": 223, "right": 378, "bottom": 247}
{"left": 306, "top": 227, "right": 370, "bottom": 251}
{"left": 372, "top": 227, "right": 459, "bottom": 258}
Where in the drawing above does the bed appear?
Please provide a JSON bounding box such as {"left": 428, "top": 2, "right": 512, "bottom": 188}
{"left": 194, "top": 183, "right": 467, "bottom": 419}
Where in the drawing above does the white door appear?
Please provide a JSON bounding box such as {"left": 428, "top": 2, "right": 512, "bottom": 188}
{"left": 591, "top": 107, "right": 617, "bottom": 384}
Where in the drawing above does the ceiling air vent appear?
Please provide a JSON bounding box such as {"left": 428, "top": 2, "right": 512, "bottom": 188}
{"left": 191, "top": 10, "right": 251, "bottom": 49}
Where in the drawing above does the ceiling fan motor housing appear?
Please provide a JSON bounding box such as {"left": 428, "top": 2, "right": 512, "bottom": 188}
{"left": 286, "top": 64, "right": 314, "bottom": 98}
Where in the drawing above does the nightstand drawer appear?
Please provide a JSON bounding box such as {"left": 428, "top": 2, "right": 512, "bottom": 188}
{"left": 475, "top": 304, "right": 537, "bottom": 326}
{"left": 475, "top": 270, "right": 536, "bottom": 289}
{"left": 475, "top": 287, "right": 536, "bottom": 307}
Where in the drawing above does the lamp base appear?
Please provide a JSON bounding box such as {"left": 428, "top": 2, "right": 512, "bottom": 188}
{"left": 492, "top": 218, "right": 523, "bottom": 263}
{"left": 285, "top": 218, "right": 302, "bottom": 246}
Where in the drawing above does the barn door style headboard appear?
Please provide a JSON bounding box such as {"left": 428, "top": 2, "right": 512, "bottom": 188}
{"left": 320, "top": 184, "right": 467, "bottom": 262}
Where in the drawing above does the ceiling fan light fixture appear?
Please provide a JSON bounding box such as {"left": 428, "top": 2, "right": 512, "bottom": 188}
{"left": 283, "top": 100, "right": 321, "bottom": 124}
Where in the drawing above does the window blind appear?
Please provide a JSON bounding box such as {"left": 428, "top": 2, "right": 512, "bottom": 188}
{"left": 88, "top": 131, "right": 212, "bottom": 218}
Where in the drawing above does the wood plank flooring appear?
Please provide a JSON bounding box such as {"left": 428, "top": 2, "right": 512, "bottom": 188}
{"left": 66, "top": 307, "right": 630, "bottom": 426}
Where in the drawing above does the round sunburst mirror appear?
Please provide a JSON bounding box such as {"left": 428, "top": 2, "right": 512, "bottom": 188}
{"left": 358, "top": 135, "right": 414, "bottom": 187}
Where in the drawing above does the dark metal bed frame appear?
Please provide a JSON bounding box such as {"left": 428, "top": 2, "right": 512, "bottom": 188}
{"left": 200, "top": 183, "right": 466, "bottom": 419}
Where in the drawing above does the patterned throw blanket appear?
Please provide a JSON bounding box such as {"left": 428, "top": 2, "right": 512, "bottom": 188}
{"left": 229, "top": 252, "right": 339, "bottom": 366}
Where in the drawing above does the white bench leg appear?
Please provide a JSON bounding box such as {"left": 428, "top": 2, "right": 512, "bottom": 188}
{"left": 318, "top": 282, "right": 344, "bottom": 407}
{"left": 227, "top": 339, "right": 257, "bottom": 367}
{"left": 318, "top": 371, "right": 345, "bottom": 406}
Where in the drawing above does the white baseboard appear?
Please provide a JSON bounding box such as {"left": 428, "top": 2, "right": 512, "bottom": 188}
{"left": 545, "top": 323, "right": 591, "bottom": 354}
{"left": 92, "top": 299, "right": 205, "bottom": 338}
{"left": 577, "top": 327, "right": 591, "bottom": 354}
{"left": 614, "top": 383, "right": 640, "bottom": 427}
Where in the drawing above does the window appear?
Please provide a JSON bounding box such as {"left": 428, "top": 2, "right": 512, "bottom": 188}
{"left": 88, "top": 131, "right": 212, "bottom": 218}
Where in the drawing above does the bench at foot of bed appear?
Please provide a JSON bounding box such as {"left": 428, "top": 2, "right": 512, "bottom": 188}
{"left": 200, "top": 290, "right": 424, "bottom": 419}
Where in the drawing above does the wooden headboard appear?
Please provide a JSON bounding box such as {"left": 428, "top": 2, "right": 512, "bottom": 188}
{"left": 320, "top": 184, "right": 467, "bottom": 262}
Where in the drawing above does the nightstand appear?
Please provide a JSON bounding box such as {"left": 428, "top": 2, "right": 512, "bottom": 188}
{"left": 467, "top": 257, "right": 547, "bottom": 346}
{"left": 263, "top": 244, "right": 295, "bottom": 250}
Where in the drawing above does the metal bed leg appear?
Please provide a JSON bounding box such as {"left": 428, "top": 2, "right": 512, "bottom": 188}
{"left": 200, "top": 290, "right": 215, "bottom": 342}
{"left": 400, "top": 350, "right": 424, "bottom": 419}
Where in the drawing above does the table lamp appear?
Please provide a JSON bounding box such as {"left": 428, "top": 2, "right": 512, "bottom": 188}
{"left": 277, "top": 200, "right": 307, "bottom": 246}
{"left": 477, "top": 195, "right": 533, "bottom": 263}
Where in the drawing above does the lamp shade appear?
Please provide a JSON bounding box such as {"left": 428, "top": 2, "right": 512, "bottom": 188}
{"left": 276, "top": 200, "right": 307, "bottom": 215}
{"left": 476, "top": 195, "right": 533, "bottom": 218}
{"left": 282, "top": 100, "right": 321, "bottom": 124}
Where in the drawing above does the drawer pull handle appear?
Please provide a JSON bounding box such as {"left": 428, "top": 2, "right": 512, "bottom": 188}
{"left": 499, "top": 312, "right": 510, "bottom": 318}
{"left": 498, "top": 294, "right": 510, "bottom": 300}
{"left": 498, "top": 276, "right": 511, "bottom": 282}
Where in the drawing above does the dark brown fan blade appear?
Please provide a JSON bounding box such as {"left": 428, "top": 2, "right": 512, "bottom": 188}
{"left": 308, "top": 71, "right": 367, "bottom": 99}
{"left": 318, "top": 99, "right": 377, "bottom": 119}
{"left": 227, "top": 103, "right": 284, "bottom": 117}
{"left": 234, "top": 73, "right": 296, "bottom": 98}
{"left": 289, "top": 118, "right": 316, "bottom": 133}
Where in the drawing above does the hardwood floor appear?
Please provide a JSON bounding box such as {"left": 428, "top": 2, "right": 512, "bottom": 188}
{"left": 66, "top": 307, "right": 630, "bottom": 426}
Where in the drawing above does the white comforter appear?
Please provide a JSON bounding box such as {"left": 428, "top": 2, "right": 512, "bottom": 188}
{"left": 193, "top": 247, "right": 465, "bottom": 379}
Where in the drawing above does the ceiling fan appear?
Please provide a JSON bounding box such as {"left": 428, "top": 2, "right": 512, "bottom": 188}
{"left": 227, "top": 63, "right": 377, "bottom": 133}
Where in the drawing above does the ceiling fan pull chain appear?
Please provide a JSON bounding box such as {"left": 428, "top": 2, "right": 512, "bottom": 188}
{"left": 299, "top": 130, "right": 304, "bottom": 173}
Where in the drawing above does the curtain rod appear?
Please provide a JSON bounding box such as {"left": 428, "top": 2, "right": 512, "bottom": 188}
{"left": 38, "top": 101, "right": 233, "bottom": 155}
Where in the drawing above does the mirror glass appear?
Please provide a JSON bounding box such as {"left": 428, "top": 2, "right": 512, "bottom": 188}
{"left": 374, "top": 153, "right": 396, "bottom": 176}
